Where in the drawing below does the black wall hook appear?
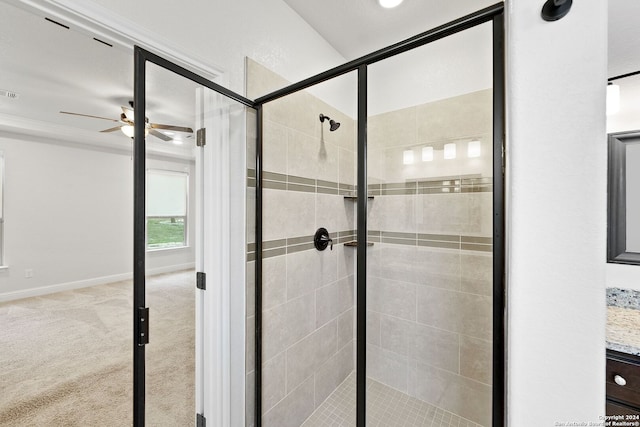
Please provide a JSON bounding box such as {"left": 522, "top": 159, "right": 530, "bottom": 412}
{"left": 541, "top": 0, "right": 572, "bottom": 22}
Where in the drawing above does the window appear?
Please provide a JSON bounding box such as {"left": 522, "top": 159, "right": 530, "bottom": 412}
{"left": 146, "top": 169, "right": 188, "bottom": 250}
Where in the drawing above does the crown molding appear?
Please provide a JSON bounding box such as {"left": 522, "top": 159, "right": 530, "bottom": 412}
{"left": 5, "top": 0, "right": 228, "bottom": 86}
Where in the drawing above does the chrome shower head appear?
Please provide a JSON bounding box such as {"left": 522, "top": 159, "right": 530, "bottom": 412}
{"left": 319, "top": 113, "right": 340, "bottom": 132}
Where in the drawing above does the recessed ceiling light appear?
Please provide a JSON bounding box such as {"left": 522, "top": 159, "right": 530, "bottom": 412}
{"left": 164, "top": 131, "right": 175, "bottom": 136}
{"left": 173, "top": 139, "right": 183, "bottom": 145}
{"left": 379, "top": 0, "right": 403, "bottom": 9}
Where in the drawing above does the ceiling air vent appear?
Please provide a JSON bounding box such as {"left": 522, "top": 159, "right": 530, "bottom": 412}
{"left": 0, "top": 90, "right": 19, "bottom": 100}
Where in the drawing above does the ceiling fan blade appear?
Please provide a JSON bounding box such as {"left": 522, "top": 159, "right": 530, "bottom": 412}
{"left": 60, "top": 111, "right": 120, "bottom": 122}
{"left": 149, "top": 129, "right": 173, "bottom": 141}
{"left": 150, "top": 123, "right": 194, "bottom": 133}
{"left": 100, "top": 126, "right": 124, "bottom": 133}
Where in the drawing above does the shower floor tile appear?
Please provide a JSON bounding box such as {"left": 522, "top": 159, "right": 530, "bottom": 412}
{"left": 301, "top": 373, "right": 483, "bottom": 427}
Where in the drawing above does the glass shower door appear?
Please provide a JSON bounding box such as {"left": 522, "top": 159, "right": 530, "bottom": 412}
{"left": 366, "top": 21, "right": 495, "bottom": 427}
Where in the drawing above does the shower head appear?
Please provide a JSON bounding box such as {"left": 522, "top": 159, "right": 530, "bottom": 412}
{"left": 319, "top": 113, "right": 340, "bottom": 131}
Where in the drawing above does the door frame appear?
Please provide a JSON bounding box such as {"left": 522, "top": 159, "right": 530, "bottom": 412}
{"left": 252, "top": 3, "right": 505, "bottom": 426}
{"left": 133, "top": 47, "right": 255, "bottom": 426}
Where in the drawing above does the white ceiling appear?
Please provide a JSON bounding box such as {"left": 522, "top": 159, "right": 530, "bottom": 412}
{"left": 0, "top": 0, "right": 638, "bottom": 147}
{"left": 0, "top": 1, "right": 198, "bottom": 156}
{"left": 281, "top": 0, "right": 496, "bottom": 60}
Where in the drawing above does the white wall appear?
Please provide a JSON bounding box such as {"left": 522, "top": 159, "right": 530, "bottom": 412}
{"left": 0, "top": 135, "right": 195, "bottom": 301}
{"left": 84, "top": 0, "right": 346, "bottom": 96}
{"left": 506, "top": 0, "right": 607, "bottom": 424}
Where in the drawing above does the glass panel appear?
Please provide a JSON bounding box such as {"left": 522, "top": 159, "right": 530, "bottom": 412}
{"left": 0, "top": 2, "right": 135, "bottom": 425}
{"left": 367, "top": 22, "right": 494, "bottom": 427}
{"left": 144, "top": 62, "right": 200, "bottom": 425}
{"left": 248, "top": 58, "right": 358, "bottom": 426}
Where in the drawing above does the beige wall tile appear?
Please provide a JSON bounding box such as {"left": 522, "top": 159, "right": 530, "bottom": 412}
{"left": 262, "top": 293, "right": 315, "bottom": 361}
{"left": 263, "top": 188, "right": 290, "bottom": 241}
{"left": 367, "top": 310, "right": 381, "bottom": 346}
{"left": 337, "top": 246, "right": 355, "bottom": 280}
{"left": 262, "top": 351, "right": 286, "bottom": 414}
{"left": 316, "top": 281, "right": 340, "bottom": 328}
{"left": 264, "top": 90, "right": 319, "bottom": 138}
{"left": 284, "top": 191, "right": 316, "bottom": 239}
{"left": 416, "top": 286, "right": 460, "bottom": 333}
{"left": 337, "top": 309, "right": 354, "bottom": 349}
{"left": 263, "top": 255, "right": 286, "bottom": 310}
{"left": 380, "top": 314, "right": 413, "bottom": 357}
{"left": 262, "top": 376, "right": 315, "bottom": 427}
{"left": 246, "top": 370, "right": 255, "bottom": 427}
{"left": 460, "top": 253, "right": 492, "bottom": 296}
{"left": 368, "top": 276, "right": 416, "bottom": 321}
{"left": 415, "top": 90, "right": 492, "bottom": 143}
{"left": 367, "top": 343, "right": 409, "bottom": 393}
{"left": 376, "top": 244, "right": 416, "bottom": 284}
{"left": 414, "top": 247, "right": 461, "bottom": 290}
{"left": 460, "top": 335, "right": 492, "bottom": 385}
{"left": 263, "top": 120, "right": 288, "bottom": 175}
{"left": 415, "top": 193, "right": 466, "bottom": 235}
{"left": 370, "top": 195, "right": 416, "bottom": 233}
{"left": 246, "top": 314, "right": 255, "bottom": 373}
{"left": 408, "top": 361, "right": 491, "bottom": 426}
{"left": 339, "top": 147, "right": 355, "bottom": 187}
{"left": 286, "top": 250, "right": 320, "bottom": 300}
{"left": 246, "top": 58, "right": 289, "bottom": 99}
{"left": 314, "top": 341, "right": 354, "bottom": 407}
{"left": 246, "top": 261, "right": 255, "bottom": 317}
{"left": 368, "top": 106, "right": 416, "bottom": 151}
{"left": 411, "top": 323, "right": 459, "bottom": 373}
{"left": 286, "top": 320, "right": 337, "bottom": 391}
{"left": 459, "top": 293, "right": 492, "bottom": 341}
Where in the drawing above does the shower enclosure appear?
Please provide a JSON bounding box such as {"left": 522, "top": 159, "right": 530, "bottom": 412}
{"left": 132, "top": 2, "right": 504, "bottom": 426}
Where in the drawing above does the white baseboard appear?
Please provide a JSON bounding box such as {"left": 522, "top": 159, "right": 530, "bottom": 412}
{"left": 0, "top": 262, "right": 195, "bottom": 303}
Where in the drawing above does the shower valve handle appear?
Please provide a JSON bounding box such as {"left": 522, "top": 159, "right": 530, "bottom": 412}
{"left": 320, "top": 235, "right": 333, "bottom": 250}
{"left": 314, "top": 228, "right": 333, "bottom": 251}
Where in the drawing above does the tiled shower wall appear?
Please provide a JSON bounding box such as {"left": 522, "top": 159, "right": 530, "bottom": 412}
{"left": 366, "top": 89, "right": 494, "bottom": 426}
{"left": 245, "top": 59, "right": 357, "bottom": 427}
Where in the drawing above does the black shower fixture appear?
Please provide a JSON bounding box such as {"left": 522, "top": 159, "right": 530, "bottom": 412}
{"left": 541, "top": 0, "right": 572, "bottom": 22}
{"left": 319, "top": 113, "right": 340, "bottom": 131}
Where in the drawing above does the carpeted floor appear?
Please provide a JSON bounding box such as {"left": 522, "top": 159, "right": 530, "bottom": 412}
{"left": 0, "top": 270, "right": 195, "bottom": 426}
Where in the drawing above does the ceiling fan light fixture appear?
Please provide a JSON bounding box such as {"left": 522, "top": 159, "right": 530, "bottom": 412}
{"left": 121, "top": 124, "right": 134, "bottom": 138}
{"left": 120, "top": 125, "right": 149, "bottom": 138}
{"left": 379, "top": 0, "right": 403, "bottom": 8}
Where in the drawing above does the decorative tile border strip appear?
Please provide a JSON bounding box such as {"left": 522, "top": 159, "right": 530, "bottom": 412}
{"left": 247, "top": 229, "right": 491, "bottom": 259}
{"left": 246, "top": 169, "right": 355, "bottom": 195}
{"left": 367, "top": 230, "right": 492, "bottom": 252}
{"left": 368, "top": 176, "right": 493, "bottom": 195}
{"left": 247, "top": 169, "right": 492, "bottom": 195}
{"left": 247, "top": 229, "right": 357, "bottom": 260}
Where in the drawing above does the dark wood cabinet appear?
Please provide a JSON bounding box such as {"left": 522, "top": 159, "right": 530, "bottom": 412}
{"left": 607, "top": 349, "right": 640, "bottom": 415}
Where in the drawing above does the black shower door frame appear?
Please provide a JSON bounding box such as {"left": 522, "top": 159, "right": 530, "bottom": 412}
{"left": 132, "top": 2, "right": 505, "bottom": 425}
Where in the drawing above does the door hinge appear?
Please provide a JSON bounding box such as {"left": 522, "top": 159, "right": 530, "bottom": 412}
{"left": 196, "top": 413, "right": 206, "bottom": 427}
{"left": 196, "top": 128, "right": 206, "bottom": 147}
{"left": 196, "top": 272, "right": 206, "bottom": 290}
{"left": 137, "top": 307, "right": 149, "bottom": 346}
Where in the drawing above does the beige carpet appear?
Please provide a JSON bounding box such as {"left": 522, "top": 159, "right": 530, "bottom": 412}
{"left": 0, "top": 270, "right": 195, "bottom": 426}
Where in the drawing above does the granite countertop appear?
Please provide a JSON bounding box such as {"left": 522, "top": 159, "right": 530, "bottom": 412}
{"left": 607, "top": 288, "right": 640, "bottom": 356}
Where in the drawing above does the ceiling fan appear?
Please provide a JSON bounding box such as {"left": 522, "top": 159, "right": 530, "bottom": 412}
{"left": 60, "top": 101, "right": 193, "bottom": 142}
